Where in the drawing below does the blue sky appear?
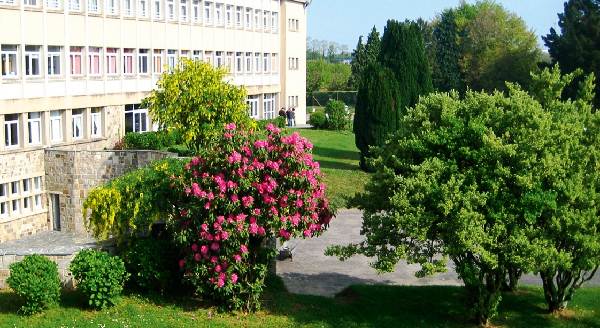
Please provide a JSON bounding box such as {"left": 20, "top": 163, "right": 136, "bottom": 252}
{"left": 307, "top": 0, "right": 566, "bottom": 50}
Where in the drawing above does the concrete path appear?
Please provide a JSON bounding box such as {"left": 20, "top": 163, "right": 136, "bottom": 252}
{"left": 0, "top": 231, "right": 97, "bottom": 256}
{"left": 276, "top": 209, "right": 600, "bottom": 297}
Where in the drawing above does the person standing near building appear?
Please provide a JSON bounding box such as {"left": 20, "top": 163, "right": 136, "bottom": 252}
{"left": 279, "top": 107, "right": 286, "bottom": 119}
{"left": 286, "top": 107, "right": 293, "bottom": 127}
{"left": 291, "top": 108, "right": 296, "bottom": 127}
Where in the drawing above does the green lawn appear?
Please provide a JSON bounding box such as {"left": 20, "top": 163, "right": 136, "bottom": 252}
{"left": 294, "top": 129, "right": 369, "bottom": 209}
{"left": 1, "top": 277, "right": 599, "bottom": 327}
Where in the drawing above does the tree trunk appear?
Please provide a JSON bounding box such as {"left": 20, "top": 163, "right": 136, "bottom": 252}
{"left": 502, "top": 266, "right": 522, "bottom": 292}
{"left": 540, "top": 270, "right": 569, "bottom": 313}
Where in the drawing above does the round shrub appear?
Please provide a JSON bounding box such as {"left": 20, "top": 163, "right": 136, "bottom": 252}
{"left": 121, "top": 237, "right": 179, "bottom": 292}
{"left": 69, "top": 249, "right": 129, "bottom": 309}
{"left": 325, "top": 100, "right": 351, "bottom": 130}
{"left": 6, "top": 254, "right": 61, "bottom": 315}
{"left": 308, "top": 111, "right": 327, "bottom": 129}
{"left": 173, "top": 123, "right": 334, "bottom": 311}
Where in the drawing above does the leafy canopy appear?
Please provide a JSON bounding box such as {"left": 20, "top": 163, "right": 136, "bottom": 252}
{"left": 142, "top": 59, "right": 254, "bottom": 152}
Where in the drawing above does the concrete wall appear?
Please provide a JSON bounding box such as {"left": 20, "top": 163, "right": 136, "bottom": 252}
{"left": 44, "top": 149, "right": 175, "bottom": 234}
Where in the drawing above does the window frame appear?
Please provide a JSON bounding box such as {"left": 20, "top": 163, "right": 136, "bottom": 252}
{"left": 27, "top": 112, "right": 42, "bottom": 146}
{"left": 71, "top": 109, "right": 84, "bottom": 140}
{"left": 69, "top": 46, "right": 83, "bottom": 76}
{"left": 4, "top": 114, "right": 19, "bottom": 148}
{"left": 87, "top": 46, "right": 102, "bottom": 76}
{"left": 90, "top": 108, "right": 102, "bottom": 138}
{"left": 138, "top": 49, "right": 150, "bottom": 74}
{"left": 24, "top": 45, "right": 42, "bottom": 77}
{"left": 50, "top": 110, "right": 63, "bottom": 143}
{"left": 1, "top": 45, "right": 19, "bottom": 78}
{"left": 123, "top": 49, "right": 135, "bottom": 75}
{"left": 106, "top": 48, "right": 119, "bottom": 75}
{"left": 47, "top": 46, "right": 62, "bottom": 76}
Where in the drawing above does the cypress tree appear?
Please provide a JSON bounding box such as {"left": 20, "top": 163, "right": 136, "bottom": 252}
{"left": 354, "top": 62, "right": 400, "bottom": 170}
{"left": 379, "top": 20, "right": 433, "bottom": 111}
{"left": 433, "top": 9, "right": 463, "bottom": 92}
{"left": 350, "top": 27, "right": 381, "bottom": 89}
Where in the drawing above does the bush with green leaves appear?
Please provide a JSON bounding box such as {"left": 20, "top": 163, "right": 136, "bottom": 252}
{"left": 142, "top": 59, "right": 255, "bottom": 153}
{"left": 69, "top": 249, "right": 129, "bottom": 309}
{"left": 308, "top": 111, "right": 327, "bottom": 129}
{"left": 122, "top": 129, "right": 183, "bottom": 151}
{"left": 6, "top": 254, "right": 61, "bottom": 315}
{"left": 255, "top": 117, "right": 286, "bottom": 130}
{"left": 121, "top": 237, "right": 179, "bottom": 292}
{"left": 324, "top": 100, "right": 351, "bottom": 130}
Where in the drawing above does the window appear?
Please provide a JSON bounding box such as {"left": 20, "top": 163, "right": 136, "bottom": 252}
{"left": 180, "top": 0, "right": 187, "bottom": 21}
{"left": 0, "top": 184, "right": 6, "bottom": 199}
{"left": 72, "top": 109, "right": 84, "bottom": 139}
{"left": 166, "top": 0, "right": 174, "bottom": 20}
{"left": 235, "top": 52, "right": 243, "bottom": 74}
{"left": 50, "top": 110, "right": 62, "bottom": 142}
{"left": 34, "top": 177, "right": 41, "bottom": 191}
{"left": 263, "top": 53, "right": 269, "bottom": 73}
{"left": 153, "top": 49, "right": 163, "bottom": 73}
{"left": 254, "top": 52, "right": 260, "bottom": 73}
{"left": 263, "top": 10, "right": 269, "bottom": 30}
{"left": 69, "top": 0, "right": 80, "bottom": 11}
{"left": 226, "top": 52, "right": 233, "bottom": 73}
{"left": 106, "top": 0, "right": 118, "bottom": 15}
{"left": 263, "top": 93, "right": 275, "bottom": 119}
{"left": 11, "top": 181, "right": 19, "bottom": 196}
{"left": 247, "top": 95, "right": 259, "bottom": 119}
{"left": 254, "top": 9, "right": 260, "bottom": 30}
{"left": 272, "top": 53, "right": 279, "bottom": 73}
{"left": 245, "top": 52, "right": 252, "bottom": 73}
{"left": 87, "top": 0, "right": 99, "bottom": 13}
{"left": 69, "top": 46, "right": 83, "bottom": 75}
{"left": 4, "top": 114, "right": 19, "bottom": 148}
{"left": 47, "top": 46, "right": 61, "bottom": 76}
{"left": 288, "top": 95, "right": 299, "bottom": 107}
{"left": 215, "top": 51, "right": 223, "bottom": 68}
{"left": 11, "top": 199, "right": 19, "bottom": 215}
{"left": 204, "top": 51, "right": 213, "bottom": 65}
{"left": 180, "top": 50, "right": 190, "bottom": 60}
{"left": 46, "top": 0, "right": 60, "bottom": 9}
{"left": 215, "top": 3, "right": 222, "bottom": 25}
{"left": 192, "top": 50, "right": 202, "bottom": 61}
{"left": 125, "top": 104, "right": 149, "bottom": 133}
{"left": 191, "top": 0, "right": 200, "bottom": 22}
{"left": 28, "top": 113, "right": 41, "bottom": 145}
{"left": 123, "top": 0, "right": 133, "bottom": 16}
{"left": 271, "top": 12, "right": 278, "bottom": 32}
{"left": 88, "top": 47, "right": 101, "bottom": 76}
{"left": 138, "top": 49, "right": 149, "bottom": 74}
{"left": 1, "top": 45, "right": 18, "bottom": 77}
{"left": 245, "top": 8, "right": 251, "bottom": 29}
{"left": 25, "top": 45, "right": 41, "bottom": 77}
{"left": 123, "top": 49, "right": 134, "bottom": 75}
{"left": 204, "top": 1, "right": 212, "bottom": 24}
{"left": 289, "top": 57, "right": 299, "bottom": 70}
{"left": 0, "top": 201, "right": 7, "bottom": 219}
{"left": 34, "top": 195, "right": 42, "bottom": 209}
{"left": 167, "top": 49, "right": 177, "bottom": 70}
{"left": 22, "top": 178, "right": 30, "bottom": 194}
{"left": 91, "top": 108, "right": 102, "bottom": 137}
{"left": 226, "top": 5, "right": 233, "bottom": 27}
{"left": 23, "top": 197, "right": 31, "bottom": 212}
{"left": 235, "top": 6, "right": 242, "bottom": 27}
{"left": 106, "top": 48, "right": 118, "bottom": 75}
{"left": 23, "top": 0, "right": 37, "bottom": 6}
{"left": 138, "top": 0, "right": 147, "bottom": 16}
{"left": 289, "top": 18, "right": 299, "bottom": 31}
{"left": 153, "top": 0, "right": 161, "bottom": 19}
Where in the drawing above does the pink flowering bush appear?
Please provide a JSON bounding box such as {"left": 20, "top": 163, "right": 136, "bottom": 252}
{"left": 172, "top": 123, "right": 334, "bottom": 311}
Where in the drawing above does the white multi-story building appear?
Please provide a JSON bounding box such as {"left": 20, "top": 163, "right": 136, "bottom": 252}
{"left": 0, "top": 0, "right": 308, "bottom": 242}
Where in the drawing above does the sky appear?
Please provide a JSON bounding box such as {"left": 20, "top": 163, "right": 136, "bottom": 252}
{"left": 307, "top": 0, "right": 566, "bottom": 50}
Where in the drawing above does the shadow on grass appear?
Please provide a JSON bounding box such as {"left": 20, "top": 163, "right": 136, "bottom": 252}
{"left": 312, "top": 147, "right": 361, "bottom": 162}
{"left": 261, "top": 273, "right": 472, "bottom": 328}
{"left": 318, "top": 159, "right": 362, "bottom": 171}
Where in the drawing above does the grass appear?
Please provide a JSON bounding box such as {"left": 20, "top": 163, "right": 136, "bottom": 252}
{"left": 294, "top": 129, "right": 369, "bottom": 209}
{"left": 1, "top": 276, "right": 599, "bottom": 327}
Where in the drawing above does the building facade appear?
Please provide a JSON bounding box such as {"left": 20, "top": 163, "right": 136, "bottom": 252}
{"left": 0, "top": 0, "right": 308, "bottom": 242}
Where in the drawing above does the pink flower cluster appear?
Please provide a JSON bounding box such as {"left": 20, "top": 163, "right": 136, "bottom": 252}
{"left": 174, "top": 123, "right": 333, "bottom": 299}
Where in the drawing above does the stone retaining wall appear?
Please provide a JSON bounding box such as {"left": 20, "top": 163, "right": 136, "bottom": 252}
{"left": 44, "top": 149, "right": 176, "bottom": 234}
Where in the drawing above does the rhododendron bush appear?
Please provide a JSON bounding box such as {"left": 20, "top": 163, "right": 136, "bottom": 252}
{"left": 171, "top": 123, "right": 334, "bottom": 311}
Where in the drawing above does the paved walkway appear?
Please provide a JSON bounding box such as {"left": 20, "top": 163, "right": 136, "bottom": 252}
{"left": 276, "top": 209, "right": 600, "bottom": 297}
{"left": 0, "top": 231, "right": 97, "bottom": 256}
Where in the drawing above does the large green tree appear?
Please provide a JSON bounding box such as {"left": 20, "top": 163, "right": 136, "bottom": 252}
{"left": 350, "top": 27, "right": 381, "bottom": 89}
{"left": 543, "top": 0, "right": 600, "bottom": 107}
{"left": 431, "top": 0, "right": 542, "bottom": 92}
{"left": 526, "top": 66, "right": 600, "bottom": 313}
{"left": 353, "top": 62, "right": 400, "bottom": 169}
{"left": 353, "top": 20, "right": 432, "bottom": 169}
{"left": 432, "top": 8, "right": 463, "bottom": 92}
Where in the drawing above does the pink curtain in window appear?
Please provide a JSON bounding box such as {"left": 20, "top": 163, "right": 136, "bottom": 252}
{"left": 71, "top": 55, "right": 81, "bottom": 74}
